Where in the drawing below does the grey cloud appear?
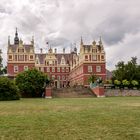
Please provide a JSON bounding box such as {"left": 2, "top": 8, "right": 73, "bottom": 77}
{"left": 0, "top": 0, "right": 140, "bottom": 70}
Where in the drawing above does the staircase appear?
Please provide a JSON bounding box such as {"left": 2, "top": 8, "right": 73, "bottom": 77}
{"left": 52, "top": 86, "right": 96, "bottom": 98}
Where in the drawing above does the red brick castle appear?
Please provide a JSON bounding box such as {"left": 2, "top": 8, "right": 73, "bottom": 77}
{"left": 7, "top": 29, "right": 106, "bottom": 88}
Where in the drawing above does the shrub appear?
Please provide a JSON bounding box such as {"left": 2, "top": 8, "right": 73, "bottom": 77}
{"left": 114, "top": 80, "right": 121, "bottom": 87}
{"left": 131, "top": 80, "right": 139, "bottom": 87}
{"left": 122, "top": 79, "right": 130, "bottom": 87}
{"left": 15, "top": 69, "right": 47, "bottom": 97}
{"left": 0, "top": 77, "right": 20, "bottom": 101}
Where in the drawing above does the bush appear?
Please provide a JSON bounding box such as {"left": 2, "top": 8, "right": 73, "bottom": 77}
{"left": 15, "top": 69, "right": 47, "bottom": 97}
{"left": 114, "top": 80, "right": 121, "bottom": 87}
{"left": 131, "top": 80, "right": 139, "bottom": 87}
{"left": 0, "top": 77, "right": 20, "bottom": 101}
{"left": 122, "top": 79, "right": 130, "bottom": 87}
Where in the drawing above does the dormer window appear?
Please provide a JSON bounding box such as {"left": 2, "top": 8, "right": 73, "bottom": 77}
{"left": 18, "top": 49, "right": 24, "bottom": 53}
{"left": 61, "top": 57, "right": 65, "bottom": 65}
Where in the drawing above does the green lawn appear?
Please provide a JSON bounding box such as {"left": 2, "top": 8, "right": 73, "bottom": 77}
{"left": 0, "top": 97, "right": 140, "bottom": 140}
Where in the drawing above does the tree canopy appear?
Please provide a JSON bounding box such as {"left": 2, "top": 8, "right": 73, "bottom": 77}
{"left": 112, "top": 57, "right": 140, "bottom": 87}
{"left": 0, "top": 77, "right": 20, "bottom": 101}
{"left": 16, "top": 68, "right": 47, "bottom": 97}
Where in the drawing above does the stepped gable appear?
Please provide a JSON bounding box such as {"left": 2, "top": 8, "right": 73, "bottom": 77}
{"left": 55, "top": 53, "right": 73, "bottom": 65}
{"left": 35, "top": 54, "right": 46, "bottom": 64}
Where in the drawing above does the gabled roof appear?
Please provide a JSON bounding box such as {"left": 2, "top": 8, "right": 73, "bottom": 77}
{"left": 35, "top": 53, "right": 75, "bottom": 65}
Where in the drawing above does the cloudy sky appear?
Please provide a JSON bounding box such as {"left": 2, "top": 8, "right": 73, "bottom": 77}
{"left": 0, "top": 0, "right": 140, "bottom": 70}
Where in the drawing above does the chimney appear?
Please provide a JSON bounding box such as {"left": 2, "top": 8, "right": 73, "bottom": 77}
{"left": 55, "top": 48, "right": 57, "bottom": 53}
{"left": 40, "top": 48, "right": 43, "bottom": 54}
{"left": 63, "top": 48, "right": 65, "bottom": 53}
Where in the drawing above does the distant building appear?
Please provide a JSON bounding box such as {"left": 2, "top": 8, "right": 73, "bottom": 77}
{"left": 7, "top": 29, "right": 106, "bottom": 87}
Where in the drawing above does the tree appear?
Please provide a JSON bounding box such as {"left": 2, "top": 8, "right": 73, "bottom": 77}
{"left": 0, "top": 77, "right": 20, "bottom": 101}
{"left": 16, "top": 68, "right": 47, "bottom": 97}
{"left": 113, "top": 57, "right": 140, "bottom": 83}
{"left": 88, "top": 74, "right": 97, "bottom": 84}
{"left": 113, "top": 61, "right": 126, "bottom": 81}
{"left": 0, "top": 49, "right": 3, "bottom": 75}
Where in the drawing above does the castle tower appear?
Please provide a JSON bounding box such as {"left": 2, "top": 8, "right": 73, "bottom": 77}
{"left": 14, "top": 28, "right": 19, "bottom": 45}
{"left": 80, "top": 36, "right": 84, "bottom": 54}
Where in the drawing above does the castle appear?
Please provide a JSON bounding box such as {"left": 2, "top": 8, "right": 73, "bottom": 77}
{"left": 7, "top": 29, "right": 106, "bottom": 88}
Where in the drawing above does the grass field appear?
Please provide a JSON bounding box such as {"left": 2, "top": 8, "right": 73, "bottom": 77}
{"left": 0, "top": 97, "right": 140, "bottom": 140}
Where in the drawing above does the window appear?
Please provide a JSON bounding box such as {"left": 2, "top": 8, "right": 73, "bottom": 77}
{"left": 85, "top": 55, "right": 88, "bottom": 60}
{"left": 30, "top": 55, "right": 33, "bottom": 60}
{"left": 52, "top": 67, "right": 55, "bottom": 72}
{"left": 61, "top": 58, "right": 65, "bottom": 64}
{"left": 18, "top": 49, "right": 24, "bottom": 53}
{"left": 8, "top": 55, "right": 12, "bottom": 60}
{"left": 88, "top": 66, "right": 92, "bottom": 73}
{"left": 57, "top": 67, "right": 60, "bottom": 72}
{"left": 62, "top": 67, "right": 65, "bottom": 72}
{"left": 62, "top": 76, "right": 65, "bottom": 80}
{"left": 93, "top": 55, "right": 97, "bottom": 61}
{"left": 15, "top": 55, "right": 17, "bottom": 61}
{"left": 14, "top": 66, "right": 18, "bottom": 73}
{"left": 101, "top": 55, "right": 104, "bottom": 60}
{"left": 24, "top": 66, "right": 28, "bottom": 71}
{"left": 47, "top": 67, "right": 50, "bottom": 72}
{"left": 52, "top": 75, "right": 55, "bottom": 80}
{"left": 98, "top": 55, "right": 100, "bottom": 61}
{"left": 96, "top": 66, "right": 101, "bottom": 72}
{"left": 25, "top": 55, "right": 28, "bottom": 61}
{"left": 66, "top": 67, "right": 69, "bottom": 72}
{"left": 57, "top": 76, "right": 60, "bottom": 80}
{"left": 18, "top": 55, "right": 24, "bottom": 61}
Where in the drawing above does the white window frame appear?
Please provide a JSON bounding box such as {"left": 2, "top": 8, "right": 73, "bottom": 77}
{"left": 57, "top": 67, "right": 60, "bottom": 72}
{"left": 52, "top": 67, "right": 55, "bottom": 72}
{"left": 88, "top": 66, "right": 92, "bottom": 73}
{"left": 14, "top": 66, "right": 18, "bottom": 73}
{"left": 52, "top": 75, "right": 55, "bottom": 80}
{"left": 24, "top": 66, "right": 28, "bottom": 71}
{"left": 96, "top": 66, "right": 101, "bottom": 72}
{"left": 47, "top": 67, "right": 50, "bottom": 72}
{"left": 57, "top": 76, "right": 60, "bottom": 80}
{"left": 62, "top": 67, "right": 65, "bottom": 72}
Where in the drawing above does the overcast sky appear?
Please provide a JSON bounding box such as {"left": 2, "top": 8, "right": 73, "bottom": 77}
{"left": 0, "top": 0, "right": 140, "bottom": 70}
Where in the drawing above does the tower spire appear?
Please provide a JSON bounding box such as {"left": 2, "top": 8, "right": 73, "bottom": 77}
{"left": 99, "top": 36, "right": 102, "bottom": 45}
{"left": 80, "top": 36, "right": 83, "bottom": 45}
{"left": 14, "top": 27, "right": 19, "bottom": 45}
{"left": 8, "top": 36, "right": 10, "bottom": 46}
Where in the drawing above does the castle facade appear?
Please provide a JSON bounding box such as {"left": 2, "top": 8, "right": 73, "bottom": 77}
{"left": 7, "top": 29, "right": 106, "bottom": 88}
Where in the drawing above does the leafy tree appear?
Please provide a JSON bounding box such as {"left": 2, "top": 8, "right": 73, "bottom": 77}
{"left": 0, "top": 77, "right": 20, "bottom": 101}
{"left": 113, "top": 61, "right": 126, "bottom": 81}
{"left": 88, "top": 74, "right": 97, "bottom": 84}
{"left": 16, "top": 68, "right": 47, "bottom": 97}
{"left": 0, "top": 50, "right": 3, "bottom": 75}
{"left": 113, "top": 57, "right": 140, "bottom": 83}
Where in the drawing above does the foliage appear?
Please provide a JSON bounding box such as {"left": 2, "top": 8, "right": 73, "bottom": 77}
{"left": 122, "top": 79, "right": 130, "bottom": 87}
{"left": 0, "top": 77, "right": 20, "bottom": 100}
{"left": 105, "top": 80, "right": 112, "bottom": 84}
{"left": 112, "top": 57, "right": 140, "bottom": 89}
{"left": 113, "top": 57, "right": 140, "bottom": 86}
{"left": 131, "top": 80, "right": 139, "bottom": 87}
{"left": 88, "top": 74, "right": 96, "bottom": 83}
{"left": 114, "top": 80, "right": 121, "bottom": 86}
{"left": 16, "top": 68, "right": 47, "bottom": 97}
